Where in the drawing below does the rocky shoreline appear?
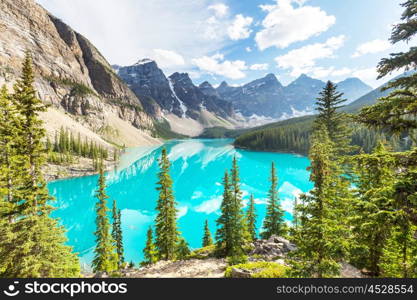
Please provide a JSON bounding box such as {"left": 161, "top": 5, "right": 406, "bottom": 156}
{"left": 43, "top": 157, "right": 117, "bottom": 182}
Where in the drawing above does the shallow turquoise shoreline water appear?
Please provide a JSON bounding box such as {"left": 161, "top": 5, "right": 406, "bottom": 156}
{"left": 48, "top": 139, "right": 312, "bottom": 265}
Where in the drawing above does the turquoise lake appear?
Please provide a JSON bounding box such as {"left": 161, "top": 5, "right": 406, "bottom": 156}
{"left": 47, "top": 139, "right": 313, "bottom": 267}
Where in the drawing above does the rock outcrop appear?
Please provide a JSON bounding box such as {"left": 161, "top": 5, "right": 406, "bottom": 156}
{"left": 0, "top": 0, "right": 158, "bottom": 148}
{"left": 250, "top": 235, "right": 297, "bottom": 260}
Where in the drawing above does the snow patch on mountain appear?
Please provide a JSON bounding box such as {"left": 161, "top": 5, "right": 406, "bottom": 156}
{"left": 168, "top": 78, "right": 188, "bottom": 118}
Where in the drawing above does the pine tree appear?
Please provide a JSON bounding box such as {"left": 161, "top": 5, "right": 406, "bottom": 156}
{"left": 92, "top": 163, "right": 118, "bottom": 273}
{"left": 314, "top": 81, "right": 353, "bottom": 155}
{"left": 142, "top": 226, "right": 158, "bottom": 265}
{"left": 357, "top": 1, "right": 417, "bottom": 134}
{"left": 261, "top": 162, "right": 286, "bottom": 239}
{"left": 0, "top": 54, "right": 79, "bottom": 277}
{"left": 216, "top": 158, "right": 248, "bottom": 259}
{"left": 228, "top": 157, "right": 247, "bottom": 258}
{"left": 216, "top": 171, "right": 233, "bottom": 254}
{"left": 154, "top": 148, "right": 178, "bottom": 260}
{"left": 246, "top": 194, "right": 257, "bottom": 241}
{"left": 202, "top": 220, "right": 213, "bottom": 247}
{"left": 355, "top": 1, "right": 417, "bottom": 274}
{"left": 0, "top": 86, "right": 26, "bottom": 222}
{"left": 13, "top": 53, "right": 50, "bottom": 210}
{"left": 111, "top": 200, "right": 124, "bottom": 268}
{"left": 176, "top": 237, "right": 191, "bottom": 260}
{"left": 350, "top": 143, "right": 398, "bottom": 277}
{"left": 289, "top": 128, "right": 349, "bottom": 278}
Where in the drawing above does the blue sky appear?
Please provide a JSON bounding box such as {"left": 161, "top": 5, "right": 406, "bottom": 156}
{"left": 36, "top": 0, "right": 410, "bottom": 88}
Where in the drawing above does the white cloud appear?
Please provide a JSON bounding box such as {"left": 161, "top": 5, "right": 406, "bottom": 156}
{"left": 250, "top": 63, "right": 269, "bottom": 71}
{"left": 246, "top": 47, "right": 252, "bottom": 52}
{"left": 177, "top": 206, "right": 189, "bottom": 219}
{"left": 255, "top": 0, "right": 336, "bottom": 50}
{"left": 352, "top": 39, "right": 391, "bottom": 58}
{"left": 309, "top": 66, "right": 352, "bottom": 79}
{"left": 275, "top": 35, "right": 346, "bottom": 76}
{"left": 194, "top": 196, "right": 222, "bottom": 214}
{"left": 208, "top": 3, "right": 229, "bottom": 18}
{"left": 227, "top": 14, "right": 253, "bottom": 40}
{"left": 35, "top": 0, "right": 232, "bottom": 70}
{"left": 151, "top": 49, "right": 185, "bottom": 68}
{"left": 192, "top": 53, "right": 248, "bottom": 79}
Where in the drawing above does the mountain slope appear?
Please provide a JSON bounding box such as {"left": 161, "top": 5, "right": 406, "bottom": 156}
{"left": 115, "top": 60, "right": 237, "bottom": 136}
{"left": 0, "top": 0, "right": 159, "bottom": 147}
{"left": 215, "top": 74, "right": 288, "bottom": 118}
{"left": 337, "top": 77, "right": 373, "bottom": 104}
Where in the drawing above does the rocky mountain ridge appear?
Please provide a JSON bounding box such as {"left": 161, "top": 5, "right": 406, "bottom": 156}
{"left": 0, "top": 0, "right": 160, "bottom": 148}
{"left": 115, "top": 59, "right": 239, "bottom": 136}
{"left": 115, "top": 59, "right": 372, "bottom": 134}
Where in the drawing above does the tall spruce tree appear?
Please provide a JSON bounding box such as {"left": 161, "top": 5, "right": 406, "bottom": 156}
{"left": 0, "top": 86, "right": 26, "bottom": 222}
{"left": 246, "top": 194, "right": 257, "bottom": 241}
{"left": 314, "top": 81, "right": 353, "bottom": 155}
{"left": 13, "top": 53, "right": 50, "bottom": 210}
{"left": 358, "top": 0, "right": 417, "bottom": 135}
{"left": 350, "top": 143, "right": 397, "bottom": 277}
{"left": 216, "top": 158, "right": 247, "bottom": 258}
{"left": 154, "top": 148, "right": 178, "bottom": 260}
{"left": 142, "top": 226, "right": 157, "bottom": 265}
{"left": 228, "top": 157, "right": 247, "bottom": 258}
{"left": 216, "top": 171, "right": 233, "bottom": 254}
{"left": 176, "top": 237, "right": 191, "bottom": 260}
{"left": 0, "top": 54, "right": 79, "bottom": 277}
{"left": 202, "top": 220, "right": 213, "bottom": 247}
{"left": 111, "top": 200, "right": 124, "bottom": 268}
{"left": 92, "top": 163, "right": 118, "bottom": 273}
{"left": 261, "top": 162, "right": 286, "bottom": 239}
{"left": 289, "top": 128, "right": 349, "bottom": 278}
{"left": 355, "top": 0, "right": 417, "bottom": 277}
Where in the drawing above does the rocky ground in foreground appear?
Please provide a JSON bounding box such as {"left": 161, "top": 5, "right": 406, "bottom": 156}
{"left": 90, "top": 236, "right": 364, "bottom": 278}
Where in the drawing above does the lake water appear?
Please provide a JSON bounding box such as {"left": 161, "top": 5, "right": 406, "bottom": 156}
{"left": 47, "top": 139, "right": 313, "bottom": 266}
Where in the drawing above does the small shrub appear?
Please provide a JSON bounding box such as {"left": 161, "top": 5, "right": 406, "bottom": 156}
{"left": 188, "top": 245, "right": 216, "bottom": 259}
{"left": 225, "top": 262, "right": 289, "bottom": 278}
{"left": 226, "top": 254, "right": 248, "bottom": 266}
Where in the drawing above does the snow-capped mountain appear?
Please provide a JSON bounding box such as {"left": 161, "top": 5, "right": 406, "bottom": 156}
{"left": 115, "top": 60, "right": 237, "bottom": 136}
{"left": 115, "top": 59, "right": 372, "bottom": 135}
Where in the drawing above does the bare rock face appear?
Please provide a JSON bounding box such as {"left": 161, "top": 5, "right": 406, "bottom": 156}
{"left": 0, "top": 0, "right": 155, "bottom": 143}
{"left": 250, "top": 235, "right": 297, "bottom": 260}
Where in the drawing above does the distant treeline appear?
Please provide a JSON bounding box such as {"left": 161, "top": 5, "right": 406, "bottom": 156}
{"left": 234, "top": 117, "right": 415, "bottom": 155}
{"left": 46, "top": 127, "right": 120, "bottom": 165}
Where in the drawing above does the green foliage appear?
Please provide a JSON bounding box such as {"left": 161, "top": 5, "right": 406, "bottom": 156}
{"left": 225, "top": 262, "right": 288, "bottom": 278}
{"left": 261, "top": 162, "right": 286, "bottom": 239}
{"left": 188, "top": 245, "right": 216, "bottom": 259}
{"left": 0, "top": 53, "right": 79, "bottom": 277}
{"left": 216, "top": 157, "right": 247, "bottom": 257}
{"left": 314, "top": 81, "right": 354, "bottom": 155}
{"left": 155, "top": 148, "right": 179, "bottom": 260}
{"left": 246, "top": 194, "right": 257, "bottom": 241}
{"left": 202, "top": 220, "right": 213, "bottom": 247}
{"left": 111, "top": 200, "right": 124, "bottom": 268}
{"left": 45, "top": 75, "right": 96, "bottom": 97}
{"left": 142, "top": 226, "right": 158, "bottom": 266}
{"left": 47, "top": 127, "right": 112, "bottom": 166}
{"left": 176, "top": 237, "right": 191, "bottom": 260}
{"left": 92, "top": 164, "right": 118, "bottom": 273}
{"left": 152, "top": 119, "right": 187, "bottom": 139}
{"left": 198, "top": 126, "right": 246, "bottom": 139}
{"left": 288, "top": 129, "right": 350, "bottom": 278}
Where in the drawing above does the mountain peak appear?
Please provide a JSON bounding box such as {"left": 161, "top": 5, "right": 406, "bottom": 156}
{"left": 134, "top": 58, "right": 155, "bottom": 66}
{"left": 219, "top": 81, "right": 229, "bottom": 88}
{"left": 199, "top": 81, "right": 213, "bottom": 89}
{"left": 264, "top": 73, "right": 277, "bottom": 80}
